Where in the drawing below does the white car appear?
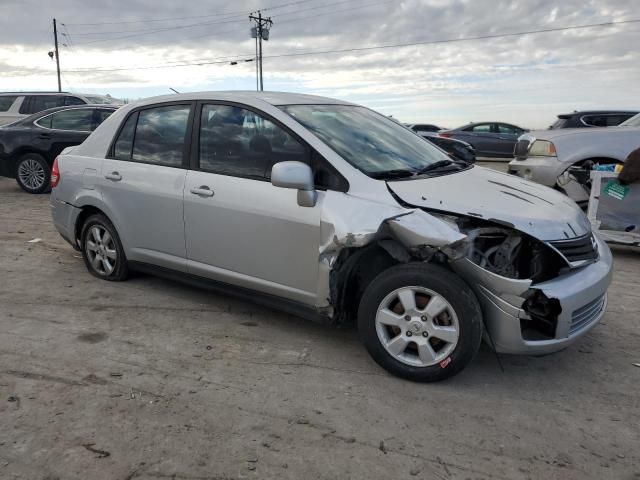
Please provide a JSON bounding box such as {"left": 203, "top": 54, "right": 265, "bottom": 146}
{"left": 508, "top": 114, "right": 640, "bottom": 202}
{"left": 0, "top": 92, "right": 123, "bottom": 126}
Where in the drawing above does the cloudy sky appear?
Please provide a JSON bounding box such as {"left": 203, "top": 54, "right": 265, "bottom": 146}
{"left": 1, "top": 0, "right": 638, "bottom": 128}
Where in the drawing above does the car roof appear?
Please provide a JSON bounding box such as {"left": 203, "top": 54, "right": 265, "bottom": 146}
{"left": 131, "top": 90, "right": 355, "bottom": 107}
{"left": 15, "top": 104, "right": 118, "bottom": 124}
{"left": 557, "top": 110, "right": 639, "bottom": 117}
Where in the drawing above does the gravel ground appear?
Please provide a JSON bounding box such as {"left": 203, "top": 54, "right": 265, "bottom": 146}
{"left": 0, "top": 175, "right": 639, "bottom": 480}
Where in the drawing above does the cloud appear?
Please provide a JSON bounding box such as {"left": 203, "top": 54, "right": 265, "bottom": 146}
{"left": 1, "top": 0, "right": 638, "bottom": 127}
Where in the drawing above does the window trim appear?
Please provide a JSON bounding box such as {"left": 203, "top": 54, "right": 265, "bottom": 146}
{"left": 191, "top": 100, "right": 349, "bottom": 192}
{"left": 33, "top": 107, "right": 97, "bottom": 133}
{"left": 107, "top": 101, "right": 195, "bottom": 170}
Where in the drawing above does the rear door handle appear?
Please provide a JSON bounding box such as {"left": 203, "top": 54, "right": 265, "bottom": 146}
{"left": 104, "top": 171, "right": 122, "bottom": 181}
{"left": 37, "top": 133, "right": 51, "bottom": 139}
{"left": 190, "top": 186, "right": 214, "bottom": 197}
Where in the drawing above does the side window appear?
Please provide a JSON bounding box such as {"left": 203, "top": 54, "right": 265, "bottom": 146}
{"left": 131, "top": 105, "right": 190, "bottom": 166}
{"left": 471, "top": 124, "right": 491, "bottom": 133}
{"left": 113, "top": 112, "right": 138, "bottom": 160}
{"left": 94, "top": 108, "right": 114, "bottom": 130}
{"left": 0, "top": 96, "right": 17, "bottom": 112}
{"left": 199, "top": 104, "right": 306, "bottom": 180}
{"left": 64, "top": 96, "right": 86, "bottom": 106}
{"left": 20, "top": 95, "right": 65, "bottom": 114}
{"left": 48, "top": 108, "right": 94, "bottom": 131}
{"left": 582, "top": 115, "right": 606, "bottom": 127}
{"left": 497, "top": 124, "right": 518, "bottom": 134}
{"left": 605, "top": 115, "right": 628, "bottom": 126}
{"left": 311, "top": 150, "right": 348, "bottom": 192}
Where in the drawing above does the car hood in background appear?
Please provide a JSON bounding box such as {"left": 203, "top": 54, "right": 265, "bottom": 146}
{"left": 387, "top": 166, "right": 591, "bottom": 241}
{"left": 527, "top": 126, "right": 640, "bottom": 141}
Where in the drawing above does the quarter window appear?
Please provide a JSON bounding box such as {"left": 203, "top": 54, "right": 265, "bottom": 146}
{"left": 199, "top": 104, "right": 306, "bottom": 180}
{"left": 46, "top": 108, "right": 94, "bottom": 131}
{"left": 131, "top": 105, "right": 191, "bottom": 166}
{"left": 0, "top": 96, "right": 17, "bottom": 112}
{"left": 113, "top": 112, "right": 138, "bottom": 160}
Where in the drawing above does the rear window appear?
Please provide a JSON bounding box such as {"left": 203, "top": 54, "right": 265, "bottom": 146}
{"left": 0, "top": 96, "right": 17, "bottom": 112}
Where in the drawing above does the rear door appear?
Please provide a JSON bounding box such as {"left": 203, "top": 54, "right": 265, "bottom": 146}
{"left": 183, "top": 102, "right": 322, "bottom": 304}
{"left": 495, "top": 123, "right": 524, "bottom": 156}
{"left": 461, "top": 123, "right": 500, "bottom": 155}
{"left": 32, "top": 107, "right": 95, "bottom": 161}
{"left": 100, "top": 103, "right": 193, "bottom": 272}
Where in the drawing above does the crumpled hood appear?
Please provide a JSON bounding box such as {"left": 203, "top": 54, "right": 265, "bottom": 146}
{"left": 387, "top": 166, "right": 591, "bottom": 241}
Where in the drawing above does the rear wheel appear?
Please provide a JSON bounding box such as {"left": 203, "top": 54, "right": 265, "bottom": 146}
{"left": 16, "top": 153, "right": 51, "bottom": 194}
{"left": 358, "top": 263, "right": 482, "bottom": 382}
{"left": 80, "top": 214, "right": 128, "bottom": 281}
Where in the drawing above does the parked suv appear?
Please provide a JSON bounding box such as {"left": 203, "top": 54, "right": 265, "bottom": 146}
{"left": 0, "top": 92, "right": 123, "bottom": 126}
{"left": 549, "top": 110, "right": 638, "bottom": 129}
{"left": 509, "top": 113, "right": 640, "bottom": 203}
{"left": 50, "top": 92, "right": 613, "bottom": 382}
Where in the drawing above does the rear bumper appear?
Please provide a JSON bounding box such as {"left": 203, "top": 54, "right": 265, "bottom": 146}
{"left": 508, "top": 156, "right": 565, "bottom": 186}
{"left": 50, "top": 197, "right": 81, "bottom": 250}
{"left": 453, "top": 233, "right": 613, "bottom": 355}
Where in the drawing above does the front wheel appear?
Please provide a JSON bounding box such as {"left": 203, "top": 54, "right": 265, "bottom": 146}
{"left": 357, "top": 263, "right": 483, "bottom": 382}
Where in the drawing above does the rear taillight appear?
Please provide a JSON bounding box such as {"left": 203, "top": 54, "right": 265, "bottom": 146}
{"left": 51, "top": 157, "right": 60, "bottom": 188}
{"left": 439, "top": 133, "right": 452, "bottom": 138}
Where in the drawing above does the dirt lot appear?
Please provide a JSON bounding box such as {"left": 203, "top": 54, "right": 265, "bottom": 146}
{"left": 0, "top": 174, "right": 639, "bottom": 480}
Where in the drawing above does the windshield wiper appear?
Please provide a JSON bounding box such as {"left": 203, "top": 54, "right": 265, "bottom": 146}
{"left": 368, "top": 169, "right": 417, "bottom": 179}
{"left": 416, "top": 159, "right": 455, "bottom": 174}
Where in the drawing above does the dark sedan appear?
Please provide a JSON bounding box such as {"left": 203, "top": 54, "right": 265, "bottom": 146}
{"left": 0, "top": 104, "right": 117, "bottom": 193}
{"left": 439, "top": 122, "right": 527, "bottom": 158}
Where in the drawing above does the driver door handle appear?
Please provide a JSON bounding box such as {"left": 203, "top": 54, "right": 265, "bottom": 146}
{"left": 190, "top": 186, "right": 214, "bottom": 197}
{"left": 104, "top": 171, "right": 122, "bottom": 181}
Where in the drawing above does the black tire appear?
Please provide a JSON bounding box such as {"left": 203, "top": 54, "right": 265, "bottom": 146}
{"left": 15, "top": 153, "right": 51, "bottom": 194}
{"left": 357, "top": 263, "right": 483, "bottom": 382}
{"left": 80, "top": 214, "right": 128, "bottom": 281}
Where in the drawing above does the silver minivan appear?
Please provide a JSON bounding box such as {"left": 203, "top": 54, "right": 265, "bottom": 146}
{"left": 50, "top": 92, "right": 613, "bottom": 382}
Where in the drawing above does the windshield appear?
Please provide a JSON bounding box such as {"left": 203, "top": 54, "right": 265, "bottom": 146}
{"left": 619, "top": 113, "right": 640, "bottom": 127}
{"left": 279, "top": 104, "right": 454, "bottom": 178}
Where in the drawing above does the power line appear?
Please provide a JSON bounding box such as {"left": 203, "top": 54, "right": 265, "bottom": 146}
{"left": 262, "top": 17, "right": 640, "bottom": 59}
{"left": 63, "top": 0, "right": 321, "bottom": 27}
{"left": 66, "top": 0, "right": 372, "bottom": 45}
{"left": 60, "top": 17, "right": 640, "bottom": 74}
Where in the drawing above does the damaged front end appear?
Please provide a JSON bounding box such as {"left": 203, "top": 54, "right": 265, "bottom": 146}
{"left": 319, "top": 193, "right": 612, "bottom": 355}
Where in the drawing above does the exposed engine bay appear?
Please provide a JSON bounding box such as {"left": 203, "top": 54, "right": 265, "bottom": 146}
{"left": 450, "top": 219, "right": 566, "bottom": 284}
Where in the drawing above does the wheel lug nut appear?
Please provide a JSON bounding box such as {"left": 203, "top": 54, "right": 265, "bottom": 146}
{"left": 404, "top": 315, "right": 411, "bottom": 321}
{"left": 422, "top": 332, "right": 428, "bottom": 338}
{"left": 421, "top": 316, "right": 427, "bottom": 321}
{"left": 406, "top": 331, "right": 412, "bottom": 337}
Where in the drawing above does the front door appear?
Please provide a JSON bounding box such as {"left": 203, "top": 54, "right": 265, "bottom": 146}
{"left": 183, "top": 103, "right": 322, "bottom": 305}
{"left": 99, "top": 103, "right": 193, "bottom": 272}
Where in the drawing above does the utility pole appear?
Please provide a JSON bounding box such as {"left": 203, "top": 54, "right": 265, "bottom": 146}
{"left": 249, "top": 11, "right": 272, "bottom": 91}
{"left": 52, "top": 18, "right": 61, "bottom": 92}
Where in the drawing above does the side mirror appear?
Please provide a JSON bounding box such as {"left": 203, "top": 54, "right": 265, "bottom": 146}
{"left": 271, "top": 161, "right": 317, "bottom": 207}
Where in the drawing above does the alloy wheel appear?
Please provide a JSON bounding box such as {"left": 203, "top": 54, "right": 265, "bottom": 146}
{"left": 18, "top": 159, "right": 46, "bottom": 191}
{"left": 85, "top": 225, "right": 117, "bottom": 276}
{"left": 375, "top": 286, "right": 460, "bottom": 367}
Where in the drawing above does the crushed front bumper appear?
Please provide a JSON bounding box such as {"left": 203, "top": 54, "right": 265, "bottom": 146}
{"left": 452, "top": 233, "right": 613, "bottom": 355}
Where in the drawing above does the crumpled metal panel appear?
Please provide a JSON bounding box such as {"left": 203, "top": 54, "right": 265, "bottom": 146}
{"left": 316, "top": 193, "right": 469, "bottom": 310}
